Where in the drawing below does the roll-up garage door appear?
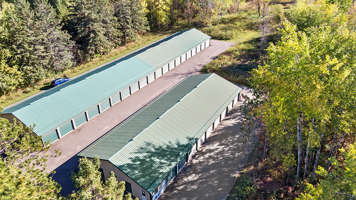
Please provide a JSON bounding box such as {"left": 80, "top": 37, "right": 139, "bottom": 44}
{"left": 88, "top": 105, "right": 100, "bottom": 119}
{"left": 60, "top": 121, "right": 74, "bottom": 137}
{"left": 130, "top": 81, "right": 139, "bottom": 94}
{"left": 186, "top": 50, "right": 191, "bottom": 59}
{"left": 214, "top": 117, "right": 220, "bottom": 128}
{"left": 162, "top": 64, "right": 169, "bottom": 74}
{"left": 74, "top": 113, "right": 87, "bottom": 128}
{"left": 155, "top": 68, "right": 162, "bottom": 79}
{"left": 42, "top": 129, "right": 59, "bottom": 144}
{"left": 197, "top": 45, "right": 201, "bottom": 53}
{"left": 147, "top": 72, "right": 155, "bottom": 83}
{"left": 120, "top": 86, "right": 130, "bottom": 100}
{"left": 221, "top": 109, "right": 227, "bottom": 121}
{"left": 192, "top": 48, "right": 196, "bottom": 56}
{"left": 100, "top": 98, "right": 111, "bottom": 112}
{"left": 169, "top": 60, "right": 175, "bottom": 70}
{"left": 206, "top": 39, "right": 210, "bottom": 47}
{"left": 139, "top": 77, "right": 147, "bottom": 88}
{"left": 206, "top": 125, "right": 213, "bottom": 138}
{"left": 181, "top": 54, "right": 186, "bottom": 63}
{"left": 111, "top": 92, "right": 121, "bottom": 105}
{"left": 175, "top": 57, "right": 181, "bottom": 66}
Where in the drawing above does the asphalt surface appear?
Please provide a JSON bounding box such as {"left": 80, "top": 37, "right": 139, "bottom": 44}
{"left": 47, "top": 40, "right": 234, "bottom": 196}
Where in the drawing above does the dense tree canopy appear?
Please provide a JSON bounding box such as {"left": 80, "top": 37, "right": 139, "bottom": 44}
{"left": 71, "top": 158, "right": 136, "bottom": 200}
{"left": 251, "top": 0, "right": 355, "bottom": 198}
{"left": 0, "top": 118, "right": 60, "bottom": 199}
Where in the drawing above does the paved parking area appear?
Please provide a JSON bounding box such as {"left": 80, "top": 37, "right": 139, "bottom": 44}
{"left": 159, "top": 88, "right": 255, "bottom": 200}
{"left": 48, "top": 40, "right": 234, "bottom": 195}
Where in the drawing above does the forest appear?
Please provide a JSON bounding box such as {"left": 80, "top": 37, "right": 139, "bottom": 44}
{"left": 0, "top": 0, "right": 355, "bottom": 199}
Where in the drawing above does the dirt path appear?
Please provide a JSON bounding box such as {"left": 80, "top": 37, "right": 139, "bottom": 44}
{"left": 160, "top": 87, "right": 255, "bottom": 200}
{"left": 48, "top": 40, "right": 234, "bottom": 195}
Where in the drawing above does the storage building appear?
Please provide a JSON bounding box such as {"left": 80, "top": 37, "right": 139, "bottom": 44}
{"left": 1, "top": 28, "right": 211, "bottom": 144}
{"left": 79, "top": 73, "right": 242, "bottom": 200}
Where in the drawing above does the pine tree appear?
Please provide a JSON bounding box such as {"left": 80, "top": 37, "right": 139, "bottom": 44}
{"left": 32, "top": 0, "right": 75, "bottom": 71}
{"left": 3, "top": 0, "right": 75, "bottom": 86}
{"left": 3, "top": 0, "right": 46, "bottom": 85}
{"left": 66, "top": 0, "right": 119, "bottom": 60}
{"left": 129, "top": 0, "right": 149, "bottom": 34}
{"left": 114, "top": 0, "right": 134, "bottom": 44}
{"left": 0, "top": 48, "right": 23, "bottom": 95}
{"left": 71, "top": 157, "right": 136, "bottom": 200}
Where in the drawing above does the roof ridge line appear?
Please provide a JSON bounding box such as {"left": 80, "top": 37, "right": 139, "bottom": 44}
{"left": 108, "top": 74, "right": 213, "bottom": 162}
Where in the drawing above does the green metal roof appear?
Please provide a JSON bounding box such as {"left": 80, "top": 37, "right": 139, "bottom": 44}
{"left": 2, "top": 28, "right": 211, "bottom": 137}
{"left": 79, "top": 74, "right": 211, "bottom": 160}
{"left": 79, "top": 74, "right": 241, "bottom": 193}
{"left": 136, "top": 28, "right": 210, "bottom": 68}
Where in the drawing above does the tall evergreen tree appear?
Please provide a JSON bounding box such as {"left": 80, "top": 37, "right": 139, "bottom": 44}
{"left": 66, "top": 0, "right": 119, "bottom": 60}
{"left": 129, "top": 0, "right": 149, "bottom": 34}
{"left": 32, "top": 0, "right": 75, "bottom": 71}
{"left": 3, "top": 0, "right": 74, "bottom": 86}
{"left": 3, "top": 0, "right": 45, "bottom": 85}
{"left": 114, "top": 0, "right": 134, "bottom": 44}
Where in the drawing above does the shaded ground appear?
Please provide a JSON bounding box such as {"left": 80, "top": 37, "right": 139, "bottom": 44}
{"left": 160, "top": 88, "right": 256, "bottom": 200}
{"left": 48, "top": 40, "right": 234, "bottom": 196}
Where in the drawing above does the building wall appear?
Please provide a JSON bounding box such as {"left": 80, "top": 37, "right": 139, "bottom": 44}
{"left": 100, "top": 160, "right": 151, "bottom": 200}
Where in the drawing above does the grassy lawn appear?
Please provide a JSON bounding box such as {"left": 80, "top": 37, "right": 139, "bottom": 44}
{"left": 201, "top": 7, "right": 275, "bottom": 85}
{"left": 0, "top": 32, "right": 171, "bottom": 111}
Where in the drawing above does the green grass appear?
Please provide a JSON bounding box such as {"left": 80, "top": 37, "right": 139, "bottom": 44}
{"left": 0, "top": 32, "right": 171, "bottom": 111}
{"left": 201, "top": 9, "right": 265, "bottom": 85}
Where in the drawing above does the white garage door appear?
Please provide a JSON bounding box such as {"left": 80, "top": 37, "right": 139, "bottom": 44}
{"left": 169, "top": 60, "right": 175, "bottom": 70}
{"left": 221, "top": 109, "right": 227, "bottom": 121}
{"left": 181, "top": 54, "right": 186, "bottom": 63}
{"left": 155, "top": 68, "right": 162, "bottom": 79}
{"left": 130, "top": 81, "right": 139, "bottom": 94}
{"left": 147, "top": 72, "right": 155, "bottom": 83}
{"left": 139, "top": 77, "right": 147, "bottom": 89}
{"left": 205, "top": 39, "right": 210, "bottom": 47}
{"left": 120, "top": 86, "right": 130, "bottom": 100}
{"left": 162, "top": 64, "right": 169, "bottom": 74}
{"left": 187, "top": 50, "right": 192, "bottom": 59}
{"left": 175, "top": 57, "right": 181, "bottom": 66}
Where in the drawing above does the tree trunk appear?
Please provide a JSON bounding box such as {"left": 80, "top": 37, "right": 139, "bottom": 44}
{"left": 296, "top": 113, "right": 303, "bottom": 184}
{"left": 235, "top": 0, "right": 240, "bottom": 12}
{"left": 257, "top": 0, "right": 261, "bottom": 17}
{"left": 303, "top": 131, "right": 311, "bottom": 178}
{"left": 170, "top": 0, "right": 175, "bottom": 25}
{"left": 311, "top": 133, "right": 323, "bottom": 178}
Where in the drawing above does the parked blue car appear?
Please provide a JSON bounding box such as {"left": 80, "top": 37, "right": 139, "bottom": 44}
{"left": 51, "top": 78, "right": 70, "bottom": 87}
